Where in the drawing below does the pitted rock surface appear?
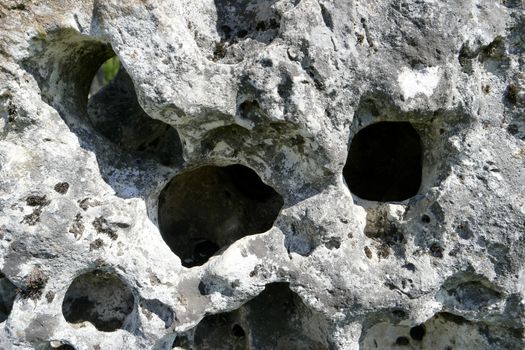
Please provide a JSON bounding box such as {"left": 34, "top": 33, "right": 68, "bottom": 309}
{"left": 0, "top": 0, "right": 524, "bottom": 349}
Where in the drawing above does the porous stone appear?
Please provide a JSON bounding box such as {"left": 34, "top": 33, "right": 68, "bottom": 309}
{"left": 0, "top": 0, "right": 524, "bottom": 349}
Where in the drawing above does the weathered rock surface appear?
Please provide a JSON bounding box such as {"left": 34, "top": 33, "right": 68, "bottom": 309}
{"left": 0, "top": 0, "right": 524, "bottom": 349}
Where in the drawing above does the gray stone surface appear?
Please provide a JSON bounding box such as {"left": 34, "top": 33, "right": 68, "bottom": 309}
{"left": 0, "top": 0, "right": 524, "bottom": 349}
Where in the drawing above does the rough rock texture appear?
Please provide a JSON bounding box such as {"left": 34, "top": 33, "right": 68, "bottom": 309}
{"left": 0, "top": 0, "right": 524, "bottom": 349}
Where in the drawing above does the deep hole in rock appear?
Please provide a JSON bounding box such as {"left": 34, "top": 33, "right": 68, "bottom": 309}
{"left": 86, "top": 55, "right": 182, "bottom": 166}
{"left": 62, "top": 270, "right": 134, "bottom": 332}
{"left": 0, "top": 272, "right": 17, "bottom": 323}
{"left": 23, "top": 31, "right": 182, "bottom": 168}
{"left": 192, "top": 282, "right": 330, "bottom": 349}
{"left": 409, "top": 324, "right": 426, "bottom": 340}
{"left": 232, "top": 324, "right": 246, "bottom": 337}
{"left": 343, "top": 122, "right": 422, "bottom": 202}
{"left": 158, "top": 165, "right": 283, "bottom": 267}
{"left": 193, "top": 311, "right": 248, "bottom": 350}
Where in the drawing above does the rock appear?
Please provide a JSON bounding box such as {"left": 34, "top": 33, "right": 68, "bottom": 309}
{"left": 0, "top": 0, "right": 524, "bottom": 349}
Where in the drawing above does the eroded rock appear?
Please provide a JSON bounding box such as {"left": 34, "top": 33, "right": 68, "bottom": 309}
{"left": 0, "top": 0, "right": 524, "bottom": 349}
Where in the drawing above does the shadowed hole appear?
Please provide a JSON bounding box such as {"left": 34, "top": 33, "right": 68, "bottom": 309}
{"left": 0, "top": 272, "right": 17, "bottom": 323}
{"left": 409, "top": 324, "right": 426, "bottom": 341}
{"left": 23, "top": 31, "right": 183, "bottom": 167}
{"left": 62, "top": 270, "right": 134, "bottom": 332}
{"left": 86, "top": 55, "right": 182, "bottom": 166}
{"left": 361, "top": 312, "right": 522, "bottom": 349}
{"left": 232, "top": 324, "right": 246, "bottom": 338}
{"left": 344, "top": 122, "right": 422, "bottom": 202}
{"left": 192, "top": 283, "right": 330, "bottom": 349}
{"left": 158, "top": 165, "right": 283, "bottom": 267}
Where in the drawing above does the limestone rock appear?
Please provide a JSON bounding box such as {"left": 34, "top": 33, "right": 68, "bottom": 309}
{"left": 0, "top": 0, "right": 524, "bottom": 349}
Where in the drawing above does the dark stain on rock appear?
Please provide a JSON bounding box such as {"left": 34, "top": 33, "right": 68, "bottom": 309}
{"left": 54, "top": 182, "right": 70, "bottom": 194}
{"left": 45, "top": 291, "right": 55, "bottom": 303}
{"left": 92, "top": 217, "right": 118, "bottom": 240}
{"left": 22, "top": 208, "right": 42, "bottom": 225}
{"left": 26, "top": 195, "right": 50, "bottom": 207}
{"left": 20, "top": 267, "right": 48, "bottom": 300}
{"left": 90, "top": 238, "right": 104, "bottom": 251}
{"left": 69, "top": 213, "right": 85, "bottom": 239}
{"left": 364, "top": 246, "right": 373, "bottom": 259}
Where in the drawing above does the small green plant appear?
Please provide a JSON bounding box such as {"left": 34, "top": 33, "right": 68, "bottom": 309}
{"left": 102, "top": 56, "right": 120, "bottom": 84}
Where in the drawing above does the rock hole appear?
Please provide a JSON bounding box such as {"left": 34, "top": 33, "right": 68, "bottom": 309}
{"left": 62, "top": 270, "right": 134, "bottom": 332}
{"left": 86, "top": 55, "right": 182, "bottom": 166}
{"left": 232, "top": 324, "right": 246, "bottom": 338}
{"left": 421, "top": 214, "right": 431, "bottom": 223}
{"left": 0, "top": 272, "right": 17, "bottom": 323}
{"left": 242, "top": 283, "right": 330, "bottom": 349}
{"left": 193, "top": 312, "right": 248, "bottom": 349}
{"left": 192, "top": 283, "right": 330, "bottom": 349}
{"left": 158, "top": 165, "right": 283, "bottom": 267}
{"left": 23, "top": 32, "right": 183, "bottom": 168}
{"left": 409, "top": 324, "right": 426, "bottom": 340}
{"left": 344, "top": 122, "right": 422, "bottom": 202}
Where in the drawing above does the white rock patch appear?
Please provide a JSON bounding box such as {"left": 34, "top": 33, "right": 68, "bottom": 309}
{"left": 398, "top": 66, "right": 441, "bottom": 99}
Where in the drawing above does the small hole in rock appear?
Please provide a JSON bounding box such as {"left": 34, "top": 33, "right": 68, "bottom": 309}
{"left": 409, "top": 324, "right": 426, "bottom": 340}
{"left": 158, "top": 165, "right": 283, "bottom": 267}
{"left": 344, "top": 122, "right": 422, "bottom": 202}
{"left": 62, "top": 270, "right": 134, "bottom": 332}
{"left": 421, "top": 214, "right": 431, "bottom": 223}
{"left": 231, "top": 324, "right": 246, "bottom": 338}
{"left": 429, "top": 243, "right": 444, "bottom": 258}
{"left": 395, "top": 336, "right": 410, "bottom": 345}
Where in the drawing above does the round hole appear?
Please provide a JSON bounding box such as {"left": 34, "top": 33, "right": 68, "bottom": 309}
{"left": 344, "top": 122, "right": 423, "bottom": 202}
{"left": 421, "top": 214, "right": 431, "bottom": 223}
{"left": 231, "top": 324, "right": 246, "bottom": 338}
{"left": 409, "top": 324, "right": 426, "bottom": 341}
{"left": 62, "top": 270, "right": 134, "bottom": 332}
{"left": 158, "top": 165, "right": 283, "bottom": 267}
